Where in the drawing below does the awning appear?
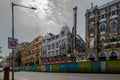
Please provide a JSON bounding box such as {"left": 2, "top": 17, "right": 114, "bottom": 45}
{"left": 99, "top": 52, "right": 106, "bottom": 57}
{"left": 109, "top": 51, "right": 117, "bottom": 57}
{"left": 88, "top": 53, "right": 95, "bottom": 59}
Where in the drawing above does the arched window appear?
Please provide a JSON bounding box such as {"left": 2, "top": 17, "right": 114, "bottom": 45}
{"left": 111, "top": 21, "right": 117, "bottom": 30}
{"left": 99, "top": 23, "right": 106, "bottom": 32}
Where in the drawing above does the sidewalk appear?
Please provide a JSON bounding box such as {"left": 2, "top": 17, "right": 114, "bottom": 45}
{"left": 14, "top": 78, "right": 28, "bottom": 80}
{"left": 0, "top": 75, "right": 2, "bottom": 80}
{"left": 0, "top": 76, "right": 27, "bottom": 80}
{"left": 0, "top": 78, "right": 27, "bottom": 80}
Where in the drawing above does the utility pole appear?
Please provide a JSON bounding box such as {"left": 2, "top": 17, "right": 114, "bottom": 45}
{"left": 72, "top": 6, "right": 77, "bottom": 62}
{"left": 11, "top": 2, "right": 36, "bottom": 80}
{"left": 11, "top": 3, "right": 15, "bottom": 80}
{"left": 72, "top": 6, "right": 77, "bottom": 53}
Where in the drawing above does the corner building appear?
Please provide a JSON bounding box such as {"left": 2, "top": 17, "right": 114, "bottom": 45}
{"left": 85, "top": 0, "right": 120, "bottom": 60}
{"left": 42, "top": 25, "right": 85, "bottom": 64}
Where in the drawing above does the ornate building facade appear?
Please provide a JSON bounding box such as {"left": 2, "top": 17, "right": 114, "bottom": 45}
{"left": 42, "top": 25, "right": 85, "bottom": 64}
{"left": 21, "top": 36, "right": 43, "bottom": 66}
{"left": 85, "top": 0, "right": 120, "bottom": 60}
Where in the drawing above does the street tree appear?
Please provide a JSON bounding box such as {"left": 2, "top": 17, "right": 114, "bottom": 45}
{"left": 14, "top": 50, "right": 21, "bottom": 66}
{"left": 0, "top": 46, "right": 3, "bottom": 59}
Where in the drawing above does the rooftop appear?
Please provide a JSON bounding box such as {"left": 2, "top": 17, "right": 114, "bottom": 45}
{"left": 86, "top": 0, "right": 120, "bottom": 13}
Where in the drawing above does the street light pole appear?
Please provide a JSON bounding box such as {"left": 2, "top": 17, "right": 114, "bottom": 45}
{"left": 11, "top": 3, "right": 14, "bottom": 80}
{"left": 11, "top": 2, "right": 36, "bottom": 80}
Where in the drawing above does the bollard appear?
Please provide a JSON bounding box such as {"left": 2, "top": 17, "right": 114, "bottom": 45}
{"left": 4, "top": 67, "right": 10, "bottom": 80}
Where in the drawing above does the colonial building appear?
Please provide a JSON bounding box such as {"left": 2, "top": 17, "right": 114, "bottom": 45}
{"left": 85, "top": 0, "right": 120, "bottom": 60}
{"left": 21, "top": 36, "right": 43, "bottom": 66}
{"left": 42, "top": 25, "right": 85, "bottom": 64}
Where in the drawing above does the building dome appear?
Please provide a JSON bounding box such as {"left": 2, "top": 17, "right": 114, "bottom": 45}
{"left": 61, "top": 24, "right": 70, "bottom": 33}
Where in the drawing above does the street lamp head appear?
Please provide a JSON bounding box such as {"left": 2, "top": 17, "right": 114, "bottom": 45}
{"left": 31, "top": 7, "right": 37, "bottom": 10}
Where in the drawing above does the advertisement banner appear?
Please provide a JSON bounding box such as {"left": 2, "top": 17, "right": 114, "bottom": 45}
{"left": 8, "top": 37, "right": 18, "bottom": 49}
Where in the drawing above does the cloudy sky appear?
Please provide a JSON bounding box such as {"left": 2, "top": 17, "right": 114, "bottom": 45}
{"left": 0, "top": 0, "right": 113, "bottom": 56}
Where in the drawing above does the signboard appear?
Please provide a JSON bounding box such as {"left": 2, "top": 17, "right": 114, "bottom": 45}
{"left": 8, "top": 37, "right": 18, "bottom": 49}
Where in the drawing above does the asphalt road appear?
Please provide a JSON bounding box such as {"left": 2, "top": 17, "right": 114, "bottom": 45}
{"left": 0, "top": 72, "right": 120, "bottom": 80}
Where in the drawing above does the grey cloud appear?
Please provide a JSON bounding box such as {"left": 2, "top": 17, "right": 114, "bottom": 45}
{"left": 0, "top": 0, "right": 112, "bottom": 56}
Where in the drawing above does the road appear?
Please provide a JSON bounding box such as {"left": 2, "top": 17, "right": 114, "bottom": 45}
{"left": 0, "top": 72, "right": 120, "bottom": 80}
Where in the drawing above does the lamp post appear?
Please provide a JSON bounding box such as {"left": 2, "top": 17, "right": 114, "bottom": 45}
{"left": 11, "top": 2, "right": 36, "bottom": 80}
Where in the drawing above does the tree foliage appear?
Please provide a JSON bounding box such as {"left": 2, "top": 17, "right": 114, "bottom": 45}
{"left": 6, "top": 55, "right": 12, "bottom": 64}
{"left": 14, "top": 50, "right": 21, "bottom": 66}
{"left": 0, "top": 47, "right": 3, "bottom": 59}
{"left": 0, "top": 46, "right": 2, "bottom": 53}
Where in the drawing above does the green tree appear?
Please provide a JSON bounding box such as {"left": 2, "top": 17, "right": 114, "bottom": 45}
{"left": 14, "top": 50, "right": 21, "bottom": 66}
{"left": 0, "top": 47, "right": 3, "bottom": 59}
{"left": 6, "top": 55, "right": 12, "bottom": 65}
{"left": 0, "top": 47, "right": 2, "bottom": 53}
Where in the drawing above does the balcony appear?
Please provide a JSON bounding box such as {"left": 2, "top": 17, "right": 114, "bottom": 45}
{"left": 103, "top": 41, "right": 120, "bottom": 49}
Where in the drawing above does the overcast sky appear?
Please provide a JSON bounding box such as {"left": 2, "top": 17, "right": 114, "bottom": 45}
{"left": 0, "top": 0, "right": 113, "bottom": 57}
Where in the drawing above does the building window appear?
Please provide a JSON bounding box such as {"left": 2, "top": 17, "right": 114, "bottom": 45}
{"left": 47, "top": 38, "right": 51, "bottom": 42}
{"left": 100, "top": 10, "right": 106, "bottom": 20}
{"left": 56, "top": 42, "right": 58, "bottom": 48}
{"left": 110, "top": 6, "right": 117, "bottom": 16}
{"left": 56, "top": 50, "right": 58, "bottom": 56}
{"left": 48, "top": 45, "right": 51, "bottom": 50}
{"left": 56, "top": 35, "right": 59, "bottom": 39}
{"left": 111, "top": 21, "right": 117, "bottom": 30}
{"left": 61, "top": 31, "right": 65, "bottom": 36}
{"left": 100, "top": 24, "right": 106, "bottom": 32}
{"left": 89, "top": 13, "right": 94, "bottom": 23}
{"left": 52, "top": 37, "right": 55, "bottom": 40}
{"left": 48, "top": 52, "right": 51, "bottom": 57}
{"left": 43, "top": 40, "right": 45, "bottom": 43}
{"left": 52, "top": 51, "right": 54, "bottom": 57}
{"left": 47, "top": 53, "right": 49, "bottom": 58}
{"left": 100, "top": 14, "right": 105, "bottom": 20}
{"left": 89, "top": 17, "right": 94, "bottom": 23}
{"left": 111, "top": 37, "right": 116, "bottom": 42}
{"left": 52, "top": 44, "right": 55, "bottom": 49}
{"left": 100, "top": 39, "right": 105, "bottom": 44}
{"left": 89, "top": 27, "right": 94, "bottom": 35}
{"left": 111, "top": 10, "right": 116, "bottom": 16}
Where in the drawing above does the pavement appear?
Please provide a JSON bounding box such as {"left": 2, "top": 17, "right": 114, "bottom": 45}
{"left": 0, "top": 72, "right": 27, "bottom": 80}
{"left": 0, "top": 76, "right": 28, "bottom": 80}
{"left": 1, "top": 71, "right": 120, "bottom": 80}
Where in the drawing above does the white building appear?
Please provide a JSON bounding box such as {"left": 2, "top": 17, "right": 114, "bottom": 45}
{"left": 42, "top": 25, "right": 85, "bottom": 64}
